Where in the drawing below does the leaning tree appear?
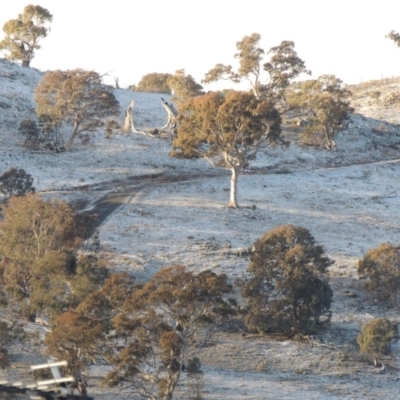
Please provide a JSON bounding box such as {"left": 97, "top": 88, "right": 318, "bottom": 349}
{"left": 171, "top": 90, "right": 281, "bottom": 208}
{"left": 35, "top": 69, "right": 120, "bottom": 151}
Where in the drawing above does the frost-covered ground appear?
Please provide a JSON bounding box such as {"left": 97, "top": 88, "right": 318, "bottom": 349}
{"left": 2, "top": 58, "right": 400, "bottom": 398}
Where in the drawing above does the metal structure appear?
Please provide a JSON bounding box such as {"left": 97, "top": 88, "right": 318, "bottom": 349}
{"left": 0, "top": 360, "right": 93, "bottom": 399}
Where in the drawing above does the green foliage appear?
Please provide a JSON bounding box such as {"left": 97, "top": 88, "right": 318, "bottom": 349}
{"left": 357, "top": 243, "right": 400, "bottom": 306}
{"left": 242, "top": 225, "right": 333, "bottom": 335}
{"left": 167, "top": 69, "right": 204, "bottom": 107}
{"left": 357, "top": 318, "right": 398, "bottom": 365}
{"left": 0, "top": 194, "right": 81, "bottom": 317}
{"left": 172, "top": 90, "right": 281, "bottom": 207}
{"left": 286, "top": 75, "right": 353, "bottom": 148}
{"left": 203, "top": 33, "right": 310, "bottom": 100}
{"left": 264, "top": 40, "right": 311, "bottom": 99}
{"left": 0, "top": 5, "right": 52, "bottom": 67}
{"left": 35, "top": 69, "right": 120, "bottom": 151}
{"left": 0, "top": 168, "right": 34, "bottom": 200}
{"left": 131, "top": 72, "right": 172, "bottom": 94}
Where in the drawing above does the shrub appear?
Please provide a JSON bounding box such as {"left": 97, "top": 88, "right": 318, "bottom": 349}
{"left": 19, "top": 119, "right": 40, "bottom": 138}
{"left": 0, "top": 168, "right": 34, "bottom": 200}
{"left": 242, "top": 224, "right": 333, "bottom": 335}
{"left": 357, "top": 243, "right": 400, "bottom": 306}
{"left": 19, "top": 119, "right": 42, "bottom": 149}
{"left": 357, "top": 318, "right": 398, "bottom": 366}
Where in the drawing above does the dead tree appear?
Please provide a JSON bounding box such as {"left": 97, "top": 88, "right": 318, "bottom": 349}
{"left": 123, "top": 99, "right": 178, "bottom": 139}
{"left": 123, "top": 100, "right": 135, "bottom": 132}
{"left": 160, "top": 97, "right": 178, "bottom": 140}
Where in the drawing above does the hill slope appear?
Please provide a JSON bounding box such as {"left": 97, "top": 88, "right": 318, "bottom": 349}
{"left": 2, "top": 59, "right": 400, "bottom": 399}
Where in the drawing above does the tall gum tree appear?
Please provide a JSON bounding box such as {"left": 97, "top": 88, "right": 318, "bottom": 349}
{"left": 171, "top": 91, "right": 281, "bottom": 208}
{"left": 0, "top": 5, "right": 52, "bottom": 67}
{"left": 203, "top": 33, "right": 310, "bottom": 100}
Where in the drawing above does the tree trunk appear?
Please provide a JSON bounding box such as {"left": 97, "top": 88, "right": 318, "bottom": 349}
{"left": 325, "top": 128, "right": 336, "bottom": 150}
{"left": 65, "top": 131, "right": 79, "bottom": 151}
{"left": 162, "top": 371, "right": 180, "bottom": 400}
{"left": 22, "top": 59, "right": 30, "bottom": 68}
{"left": 124, "top": 101, "right": 135, "bottom": 132}
{"left": 228, "top": 168, "right": 239, "bottom": 208}
{"left": 65, "top": 122, "right": 80, "bottom": 151}
{"left": 160, "top": 99, "right": 178, "bottom": 140}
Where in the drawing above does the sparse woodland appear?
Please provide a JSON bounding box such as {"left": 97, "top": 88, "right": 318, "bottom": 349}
{"left": 2, "top": 4, "right": 400, "bottom": 399}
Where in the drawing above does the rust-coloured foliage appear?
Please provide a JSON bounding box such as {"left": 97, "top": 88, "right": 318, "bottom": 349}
{"left": 35, "top": 69, "right": 120, "bottom": 151}
{"left": 99, "top": 265, "right": 234, "bottom": 399}
{"left": 172, "top": 90, "right": 281, "bottom": 207}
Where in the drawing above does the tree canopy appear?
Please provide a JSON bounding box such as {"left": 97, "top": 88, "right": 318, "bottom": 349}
{"left": 203, "top": 33, "right": 310, "bottom": 100}
{"left": 357, "top": 243, "right": 400, "bottom": 307}
{"left": 0, "top": 4, "right": 52, "bottom": 67}
{"left": 357, "top": 318, "right": 398, "bottom": 366}
{"left": 286, "top": 75, "right": 353, "bottom": 148}
{"left": 166, "top": 69, "right": 204, "bottom": 107}
{"left": 47, "top": 266, "right": 235, "bottom": 400}
{"left": 0, "top": 168, "right": 34, "bottom": 200}
{"left": 130, "top": 72, "right": 172, "bottom": 94}
{"left": 171, "top": 90, "right": 281, "bottom": 207}
{"left": 35, "top": 69, "right": 120, "bottom": 151}
{"left": 242, "top": 225, "right": 333, "bottom": 335}
{"left": 0, "top": 194, "right": 79, "bottom": 317}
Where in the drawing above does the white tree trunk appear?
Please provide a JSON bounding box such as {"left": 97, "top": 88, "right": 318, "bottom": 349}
{"left": 65, "top": 122, "right": 80, "bottom": 151}
{"left": 228, "top": 168, "right": 239, "bottom": 208}
{"left": 160, "top": 98, "right": 178, "bottom": 140}
{"left": 124, "top": 101, "right": 135, "bottom": 132}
